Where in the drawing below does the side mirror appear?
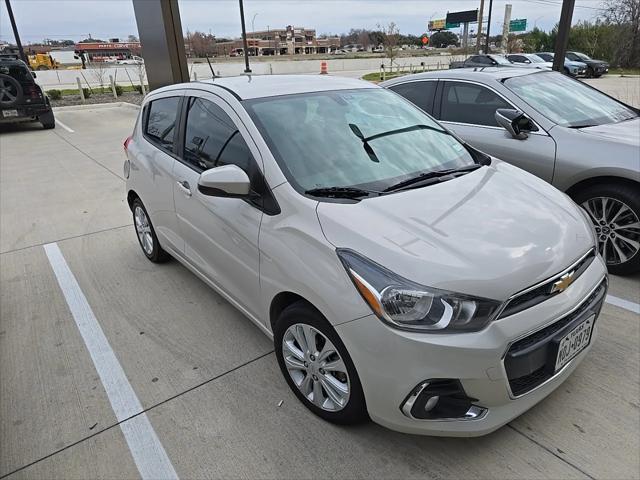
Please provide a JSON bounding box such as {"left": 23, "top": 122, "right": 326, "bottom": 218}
{"left": 495, "top": 109, "right": 535, "bottom": 140}
{"left": 198, "top": 164, "right": 251, "bottom": 198}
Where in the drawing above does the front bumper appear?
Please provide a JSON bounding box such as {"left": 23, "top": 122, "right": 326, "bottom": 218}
{"left": 335, "top": 255, "right": 607, "bottom": 436}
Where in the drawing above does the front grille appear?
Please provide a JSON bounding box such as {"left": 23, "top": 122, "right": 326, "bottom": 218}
{"left": 498, "top": 249, "right": 595, "bottom": 319}
{"left": 505, "top": 279, "right": 607, "bottom": 397}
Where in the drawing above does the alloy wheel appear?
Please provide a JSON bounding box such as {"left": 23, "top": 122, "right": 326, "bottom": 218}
{"left": 582, "top": 196, "right": 640, "bottom": 266}
{"left": 282, "top": 323, "right": 350, "bottom": 412}
{"left": 134, "top": 206, "right": 154, "bottom": 255}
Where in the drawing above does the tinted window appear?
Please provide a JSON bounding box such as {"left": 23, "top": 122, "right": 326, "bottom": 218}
{"left": 145, "top": 97, "right": 180, "bottom": 151}
{"left": 389, "top": 81, "right": 437, "bottom": 114}
{"left": 183, "top": 97, "right": 238, "bottom": 171}
{"left": 537, "top": 53, "right": 553, "bottom": 62}
{"left": 217, "top": 132, "right": 253, "bottom": 172}
{"left": 471, "top": 55, "right": 492, "bottom": 65}
{"left": 440, "top": 82, "right": 511, "bottom": 126}
{"left": 509, "top": 55, "right": 527, "bottom": 63}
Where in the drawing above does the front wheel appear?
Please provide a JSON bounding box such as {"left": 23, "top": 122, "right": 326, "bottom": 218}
{"left": 274, "top": 301, "right": 368, "bottom": 425}
{"left": 574, "top": 183, "right": 640, "bottom": 275}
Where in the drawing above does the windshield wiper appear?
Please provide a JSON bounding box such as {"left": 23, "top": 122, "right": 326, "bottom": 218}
{"left": 567, "top": 123, "right": 598, "bottom": 129}
{"left": 305, "top": 186, "right": 379, "bottom": 199}
{"left": 349, "top": 123, "right": 451, "bottom": 163}
{"left": 383, "top": 164, "right": 482, "bottom": 193}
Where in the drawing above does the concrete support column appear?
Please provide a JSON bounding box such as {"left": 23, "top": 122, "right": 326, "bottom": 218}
{"left": 132, "top": 0, "right": 188, "bottom": 90}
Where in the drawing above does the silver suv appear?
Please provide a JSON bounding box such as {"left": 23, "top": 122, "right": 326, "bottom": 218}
{"left": 383, "top": 68, "right": 640, "bottom": 274}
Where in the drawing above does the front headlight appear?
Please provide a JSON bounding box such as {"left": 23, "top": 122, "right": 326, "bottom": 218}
{"left": 337, "top": 249, "right": 502, "bottom": 333}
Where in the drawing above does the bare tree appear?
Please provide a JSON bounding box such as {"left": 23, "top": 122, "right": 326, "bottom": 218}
{"left": 378, "top": 22, "right": 400, "bottom": 68}
{"left": 90, "top": 60, "right": 107, "bottom": 92}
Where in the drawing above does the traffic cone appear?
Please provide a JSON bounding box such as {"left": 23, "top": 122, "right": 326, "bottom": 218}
{"left": 320, "top": 61, "right": 328, "bottom": 74}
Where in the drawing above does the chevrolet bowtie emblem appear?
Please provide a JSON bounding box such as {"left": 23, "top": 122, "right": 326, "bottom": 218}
{"left": 551, "top": 271, "right": 576, "bottom": 294}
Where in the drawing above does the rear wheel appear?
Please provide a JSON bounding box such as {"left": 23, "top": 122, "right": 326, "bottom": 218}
{"left": 573, "top": 183, "right": 640, "bottom": 275}
{"left": 0, "top": 74, "right": 22, "bottom": 107}
{"left": 40, "top": 110, "right": 55, "bottom": 129}
{"left": 274, "top": 301, "right": 368, "bottom": 425}
{"left": 131, "top": 198, "right": 169, "bottom": 263}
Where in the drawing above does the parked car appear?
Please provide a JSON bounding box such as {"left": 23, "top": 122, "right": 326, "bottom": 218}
{"left": 535, "top": 52, "right": 586, "bottom": 77}
{"left": 117, "top": 55, "right": 144, "bottom": 65}
{"left": 124, "top": 74, "right": 607, "bottom": 436}
{"left": 450, "top": 54, "right": 515, "bottom": 69}
{"left": 382, "top": 68, "right": 639, "bottom": 274}
{"left": 506, "top": 53, "right": 552, "bottom": 70}
{"left": 0, "top": 58, "right": 55, "bottom": 129}
{"left": 566, "top": 51, "right": 609, "bottom": 78}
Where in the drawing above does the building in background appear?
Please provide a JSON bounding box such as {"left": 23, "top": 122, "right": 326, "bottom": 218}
{"left": 213, "top": 26, "right": 340, "bottom": 57}
{"left": 73, "top": 39, "right": 142, "bottom": 62}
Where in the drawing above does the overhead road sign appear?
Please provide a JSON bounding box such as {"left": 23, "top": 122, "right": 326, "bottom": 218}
{"left": 510, "top": 18, "right": 527, "bottom": 32}
{"left": 446, "top": 10, "right": 478, "bottom": 25}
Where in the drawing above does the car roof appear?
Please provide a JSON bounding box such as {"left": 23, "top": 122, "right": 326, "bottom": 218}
{"left": 380, "top": 67, "right": 543, "bottom": 87}
{"left": 187, "top": 74, "right": 378, "bottom": 100}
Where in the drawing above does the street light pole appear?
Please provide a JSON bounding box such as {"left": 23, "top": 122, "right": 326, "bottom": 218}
{"left": 238, "top": 0, "right": 251, "bottom": 72}
{"left": 4, "top": 0, "right": 26, "bottom": 63}
{"left": 553, "top": 0, "right": 575, "bottom": 72}
{"left": 251, "top": 13, "right": 258, "bottom": 33}
{"left": 476, "top": 0, "right": 485, "bottom": 53}
{"left": 484, "top": 0, "right": 494, "bottom": 54}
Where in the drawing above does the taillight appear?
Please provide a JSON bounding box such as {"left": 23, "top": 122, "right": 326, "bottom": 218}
{"left": 25, "top": 85, "right": 42, "bottom": 99}
{"left": 124, "top": 135, "right": 133, "bottom": 152}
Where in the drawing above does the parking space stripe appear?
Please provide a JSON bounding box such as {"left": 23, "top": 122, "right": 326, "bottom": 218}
{"left": 54, "top": 119, "right": 74, "bottom": 133}
{"left": 43, "top": 242, "right": 178, "bottom": 480}
{"left": 606, "top": 295, "right": 640, "bottom": 314}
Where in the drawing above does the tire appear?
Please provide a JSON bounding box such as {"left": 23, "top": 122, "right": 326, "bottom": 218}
{"left": 40, "top": 110, "right": 55, "bottom": 129}
{"left": 0, "top": 74, "right": 23, "bottom": 107}
{"left": 593, "top": 73, "right": 602, "bottom": 78}
{"left": 585, "top": 67, "right": 594, "bottom": 78}
{"left": 131, "top": 198, "right": 170, "bottom": 263}
{"left": 572, "top": 183, "right": 640, "bottom": 275}
{"left": 274, "top": 301, "right": 368, "bottom": 425}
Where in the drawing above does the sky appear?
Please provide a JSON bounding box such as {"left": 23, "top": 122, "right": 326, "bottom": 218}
{"left": 0, "top": 0, "right": 605, "bottom": 44}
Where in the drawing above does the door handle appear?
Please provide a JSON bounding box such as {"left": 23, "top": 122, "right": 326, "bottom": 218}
{"left": 177, "top": 180, "right": 192, "bottom": 197}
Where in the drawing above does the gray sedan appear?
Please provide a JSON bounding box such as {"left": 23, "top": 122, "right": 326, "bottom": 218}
{"left": 382, "top": 68, "right": 640, "bottom": 274}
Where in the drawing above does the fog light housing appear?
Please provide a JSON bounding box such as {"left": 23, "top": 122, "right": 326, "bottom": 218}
{"left": 400, "top": 379, "right": 487, "bottom": 420}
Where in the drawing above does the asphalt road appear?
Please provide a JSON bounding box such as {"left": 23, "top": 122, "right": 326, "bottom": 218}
{"left": 0, "top": 101, "right": 638, "bottom": 479}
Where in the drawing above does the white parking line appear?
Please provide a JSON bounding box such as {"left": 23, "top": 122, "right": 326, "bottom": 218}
{"left": 55, "top": 118, "right": 74, "bottom": 133}
{"left": 606, "top": 295, "right": 640, "bottom": 315}
{"left": 43, "top": 243, "right": 178, "bottom": 480}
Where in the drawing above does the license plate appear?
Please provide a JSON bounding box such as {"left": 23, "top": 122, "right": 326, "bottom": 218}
{"left": 555, "top": 315, "right": 594, "bottom": 371}
{"left": 2, "top": 110, "right": 18, "bottom": 117}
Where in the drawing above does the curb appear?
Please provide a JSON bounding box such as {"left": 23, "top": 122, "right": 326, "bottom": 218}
{"left": 52, "top": 102, "right": 140, "bottom": 112}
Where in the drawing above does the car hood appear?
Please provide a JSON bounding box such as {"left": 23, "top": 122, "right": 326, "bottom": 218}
{"left": 582, "top": 58, "right": 608, "bottom": 66}
{"left": 316, "top": 161, "right": 594, "bottom": 301}
{"left": 566, "top": 60, "right": 587, "bottom": 68}
{"left": 579, "top": 118, "right": 640, "bottom": 145}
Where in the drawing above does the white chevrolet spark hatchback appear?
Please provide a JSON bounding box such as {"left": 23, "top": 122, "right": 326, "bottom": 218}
{"left": 124, "top": 75, "right": 607, "bottom": 436}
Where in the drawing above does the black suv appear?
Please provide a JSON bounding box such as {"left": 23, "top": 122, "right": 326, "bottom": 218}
{"left": 0, "top": 58, "right": 55, "bottom": 129}
{"left": 566, "top": 51, "right": 609, "bottom": 78}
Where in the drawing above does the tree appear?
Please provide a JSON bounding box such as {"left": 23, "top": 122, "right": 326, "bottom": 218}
{"left": 127, "top": 35, "right": 139, "bottom": 43}
{"left": 429, "top": 31, "right": 458, "bottom": 48}
{"left": 602, "top": 0, "right": 640, "bottom": 67}
{"left": 378, "top": 22, "right": 400, "bottom": 67}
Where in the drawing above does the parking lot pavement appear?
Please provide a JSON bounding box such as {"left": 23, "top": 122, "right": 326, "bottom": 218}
{"left": 583, "top": 76, "right": 640, "bottom": 108}
{"left": 1, "top": 103, "right": 639, "bottom": 480}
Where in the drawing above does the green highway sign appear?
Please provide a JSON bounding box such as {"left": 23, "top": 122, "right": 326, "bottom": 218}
{"left": 445, "top": 22, "right": 460, "bottom": 29}
{"left": 510, "top": 19, "right": 527, "bottom": 32}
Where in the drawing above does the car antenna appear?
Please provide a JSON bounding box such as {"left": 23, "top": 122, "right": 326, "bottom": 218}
{"left": 205, "top": 55, "right": 216, "bottom": 81}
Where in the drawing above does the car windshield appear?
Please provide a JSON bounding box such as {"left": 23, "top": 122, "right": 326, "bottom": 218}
{"left": 505, "top": 72, "right": 637, "bottom": 127}
{"left": 573, "top": 52, "right": 591, "bottom": 61}
{"left": 528, "top": 55, "right": 546, "bottom": 63}
{"left": 493, "top": 55, "right": 512, "bottom": 65}
{"left": 244, "top": 89, "right": 475, "bottom": 192}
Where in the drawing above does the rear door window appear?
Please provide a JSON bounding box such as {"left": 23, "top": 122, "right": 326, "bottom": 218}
{"left": 388, "top": 81, "right": 437, "bottom": 115}
{"left": 144, "top": 97, "right": 180, "bottom": 152}
{"left": 440, "top": 81, "right": 511, "bottom": 127}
